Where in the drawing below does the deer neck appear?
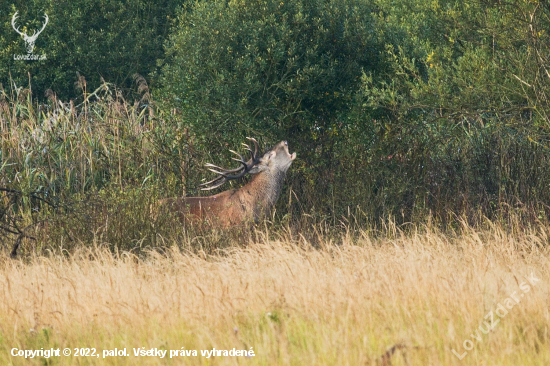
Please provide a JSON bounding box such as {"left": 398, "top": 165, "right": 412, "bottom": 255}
{"left": 243, "top": 169, "right": 287, "bottom": 212}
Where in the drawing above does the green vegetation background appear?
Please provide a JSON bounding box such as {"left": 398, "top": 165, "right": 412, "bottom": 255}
{"left": 2, "top": 0, "right": 550, "bottom": 252}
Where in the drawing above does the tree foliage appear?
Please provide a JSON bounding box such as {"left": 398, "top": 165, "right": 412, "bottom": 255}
{"left": 0, "top": 0, "right": 180, "bottom": 100}
{"left": 3, "top": 0, "right": 550, "bottom": 247}
{"left": 158, "top": 0, "right": 389, "bottom": 213}
{"left": 358, "top": 0, "right": 550, "bottom": 220}
{"left": 159, "top": 0, "right": 550, "bottom": 222}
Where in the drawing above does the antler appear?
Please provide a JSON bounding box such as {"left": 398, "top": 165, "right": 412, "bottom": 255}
{"left": 11, "top": 12, "right": 48, "bottom": 39}
{"left": 28, "top": 14, "right": 49, "bottom": 40}
{"left": 11, "top": 12, "right": 26, "bottom": 37}
{"left": 200, "top": 137, "right": 261, "bottom": 191}
{"left": 36, "top": 14, "right": 49, "bottom": 37}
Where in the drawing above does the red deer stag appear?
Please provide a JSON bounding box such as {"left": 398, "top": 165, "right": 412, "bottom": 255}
{"left": 159, "top": 138, "right": 296, "bottom": 227}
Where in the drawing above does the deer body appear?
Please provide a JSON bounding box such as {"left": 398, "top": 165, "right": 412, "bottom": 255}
{"left": 159, "top": 139, "right": 296, "bottom": 227}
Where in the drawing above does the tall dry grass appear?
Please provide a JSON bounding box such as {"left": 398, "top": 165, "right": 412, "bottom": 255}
{"left": 0, "top": 221, "right": 548, "bottom": 365}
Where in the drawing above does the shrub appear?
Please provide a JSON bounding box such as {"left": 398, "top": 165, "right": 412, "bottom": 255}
{"left": 0, "top": 0, "right": 180, "bottom": 100}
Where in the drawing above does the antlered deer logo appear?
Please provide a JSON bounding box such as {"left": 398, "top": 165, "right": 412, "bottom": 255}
{"left": 12, "top": 12, "right": 49, "bottom": 54}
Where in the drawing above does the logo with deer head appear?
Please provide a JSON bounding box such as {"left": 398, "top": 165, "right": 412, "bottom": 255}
{"left": 12, "top": 11, "right": 49, "bottom": 54}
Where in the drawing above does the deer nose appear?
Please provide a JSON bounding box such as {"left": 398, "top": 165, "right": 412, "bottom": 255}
{"left": 284, "top": 141, "right": 288, "bottom": 146}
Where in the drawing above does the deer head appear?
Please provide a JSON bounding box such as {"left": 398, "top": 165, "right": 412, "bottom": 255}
{"left": 200, "top": 138, "right": 296, "bottom": 191}
{"left": 12, "top": 12, "right": 49, "bottom": 54}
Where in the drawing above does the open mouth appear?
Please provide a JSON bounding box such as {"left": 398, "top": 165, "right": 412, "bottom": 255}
{"left": 283, "top": 141, "right": 296, "bottom": 160}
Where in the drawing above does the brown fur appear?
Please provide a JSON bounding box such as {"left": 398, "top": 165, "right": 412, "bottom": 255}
{"left": 159, "top": 140, "right": 296, "bottom": 227}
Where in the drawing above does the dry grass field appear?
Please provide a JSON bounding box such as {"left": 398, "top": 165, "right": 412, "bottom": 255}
{"left": 1, "top": 221, "right": 549, "bottom": 365}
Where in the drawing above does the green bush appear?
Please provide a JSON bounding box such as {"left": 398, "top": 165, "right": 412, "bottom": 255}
{"left": 156, "top": 0, "right": 550, "bottom": 224}
{"left": 0, "top": 0, "right": 180, "bottom": 100}
{"left": 357, "top": 0, "right": 550, "bottom": 221}
{"left": 157, "top": 0, "right": 388, "bottom": 215}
